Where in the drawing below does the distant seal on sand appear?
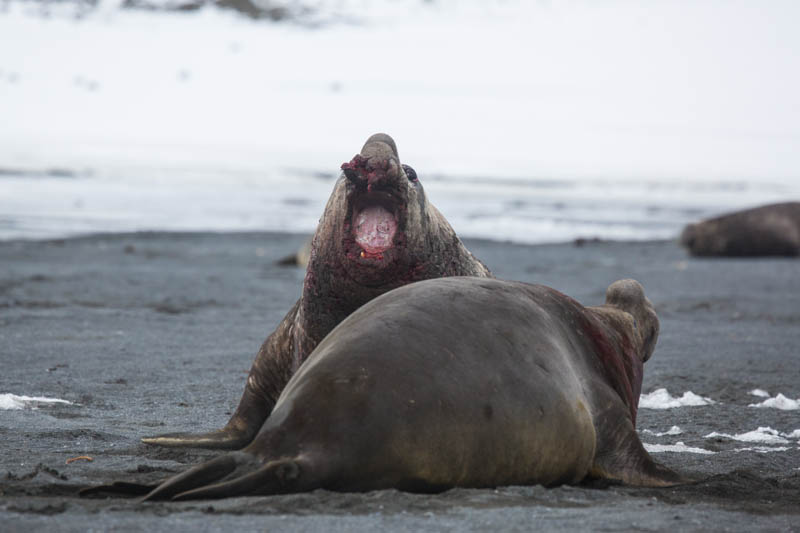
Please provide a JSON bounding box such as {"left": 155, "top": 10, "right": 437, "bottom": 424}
{"left": 276, "top": 237, "right": 312, "bottom": 268}
{"left": 122, "top": 277, "right": 683, "bottom": 500}
{"left": 681, "top": 202, "right": 800, "bottom": 257}
{"left": 141, "top": 133, "right": 491, "bottom": 450}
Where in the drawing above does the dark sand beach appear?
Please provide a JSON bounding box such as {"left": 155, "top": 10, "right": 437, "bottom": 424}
{"left": 1, "top": 233, "right": 799, "bottom": 531}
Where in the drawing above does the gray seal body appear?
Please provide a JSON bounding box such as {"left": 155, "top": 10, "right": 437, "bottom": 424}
{"left": 681, "top": 202, "right": 800, "bottom": 257}
{"left": 129, "top": 277, "right": 684, "bottom": 501}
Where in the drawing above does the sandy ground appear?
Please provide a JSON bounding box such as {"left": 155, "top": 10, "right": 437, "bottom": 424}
{"left": 1, "top": 233, "right": 799, "bottom": 531}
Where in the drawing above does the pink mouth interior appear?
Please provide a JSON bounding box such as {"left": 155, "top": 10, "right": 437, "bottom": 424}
{"left": 354, "top": 205, "right": 397, "bottom": 254}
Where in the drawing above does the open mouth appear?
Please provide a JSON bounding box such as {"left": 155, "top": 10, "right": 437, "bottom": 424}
{"left": 351, "top": 192, "right": 399, "bottom": 261}
{"left": 354, "top": 204, "right": 397, "bottom": 258}
{"left": 340, "top": 146, "right": 407, "bottom": 268}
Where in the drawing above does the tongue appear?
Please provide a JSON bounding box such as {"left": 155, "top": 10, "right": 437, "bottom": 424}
{"left": 354, "top": 205, "right": 397, "bottom": 254}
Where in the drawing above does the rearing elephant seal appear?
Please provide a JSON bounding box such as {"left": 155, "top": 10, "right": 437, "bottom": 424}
{"left": 681, "top": 202, "right": 800, "bottom": 257}
{"left": 130, "top": 277, "right": 683, "bottom": 500}
{"left": 142, "top": 134, "right": 490, "bottom": 450}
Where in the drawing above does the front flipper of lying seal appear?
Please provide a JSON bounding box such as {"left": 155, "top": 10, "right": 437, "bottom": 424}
{"left": 131, "top": 277, "right": 685, "bottom": 500}
{"left": 140, "top": 134, "right": 490, "bottom": 450}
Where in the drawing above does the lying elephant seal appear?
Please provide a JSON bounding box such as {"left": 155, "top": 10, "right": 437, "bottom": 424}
{"left": 142, "top": 134, "right": 490, "bottom": 450}
{"left": 123, "top": 277, "right": 683, "bottom": 500}
{"left": 276, "top": 237, "right": 312, "bottom": 268}
{"left": 681, "top": 202, "right": 800, "bottom": 257}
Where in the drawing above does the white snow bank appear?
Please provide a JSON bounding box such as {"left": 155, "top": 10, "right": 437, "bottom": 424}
{"left": 639, "top": 389, "right": 716, "bottom": 409}
{"left": 732, "top": 447, "right": 791, "bottom": 454}
{"left": 748, "top": 393, "right": 800, "bottom": 411}
{"left": 641, "top": 426, "right": 683, "bottom": 437}
{"left": 643, "top": 442, "right": 715, "bottom": 455}
{"left": 4, "top": 0, "right": 798, "bottom": 183}
{"left": 0, "top": 393, "right": 73, "bottom": 410}
{"left": 705, "top": 427, "right": 795, "bottom": 445}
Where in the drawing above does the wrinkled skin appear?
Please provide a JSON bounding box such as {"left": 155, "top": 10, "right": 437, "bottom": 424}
{"left": 141, "top": 133, "right": 491, "bottom": 450}
{"left": 681, "top": 202, "right": 800, "bottom": 257}
{"left": 84, "top": 277, "right": 685, "bottom": 501}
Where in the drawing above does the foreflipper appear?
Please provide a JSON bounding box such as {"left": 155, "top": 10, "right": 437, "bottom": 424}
{"left": 140, "top": 426, "right": 256, "bottom": 450}
{"left": 140, "top": 395, "right": 264, "bottom": 449}
{"left": 142, "top": 303, "right": 301, "bottom": 450}
{"left": 140, "top": 361, "right": 280, "bottom": 450}
{"left": 589, "top": 408, "right": 690, "bottom": 486}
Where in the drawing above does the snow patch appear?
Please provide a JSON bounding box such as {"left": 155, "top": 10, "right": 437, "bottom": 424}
{"left": 732, "top": 447, "right": 791, "bottom": 454}
{"left": 643, "top": 442, "right": 715, "bottom": 455}
{"left": 641, "top": 426, "right": 683, "bottom": 437}
{"left": 705, "top": 427, "right": 793, "bottom": 445}
{"left": 749, "top": 389, "right": 770, "bottom": 398}
{"left": 0, "top": 393, "right": 73, "bottom": 410}
{"left": 639, "top": 389, "right": 716, "bottom": 409}
{"left": 748, "top": 393, "right": 800, "bottom": 410}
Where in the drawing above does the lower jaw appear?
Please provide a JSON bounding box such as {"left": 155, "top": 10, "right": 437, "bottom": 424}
{"left": 359, "top": 250, "right": 385, "bottom": 260}
{"left": 345, "top": 243, "right": 397, "bottom": 268}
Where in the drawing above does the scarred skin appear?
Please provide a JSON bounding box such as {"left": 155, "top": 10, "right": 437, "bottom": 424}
{"left": 681, "top": 202, "right": 800, "bottom": 257}
{"left": 88, "top": 277, "right": 685, "bottom": 501}
{"left": 141, "top": 134, "right": 491, "bottom": 450}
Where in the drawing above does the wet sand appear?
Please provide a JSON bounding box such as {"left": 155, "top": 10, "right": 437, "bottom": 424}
{"left": 1, "top": 233, "right": 799, "bottom": 531}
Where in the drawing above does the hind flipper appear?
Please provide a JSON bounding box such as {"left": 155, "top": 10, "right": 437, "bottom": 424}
{"left": 172, "top": 459, "right": 304, "bottom": 501}
{"left": 143, "top": 453, "right": 248, "bottom": 501}
{"left": 142, "top": 451, "right": 315, "bottom": 501}
{"left": 590, "top": 408, "right": 691, "bottom": 486}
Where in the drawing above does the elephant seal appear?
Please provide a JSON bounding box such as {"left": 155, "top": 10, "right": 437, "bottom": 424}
{"left": 121, "top": 277, "right": 683, "bottom": 500}
{"left": 681, "top": 202, "right": 800, "bottom": 257}
{"left": 141, "top": 134, "right": 490, "bottom": 450}
{"left": 276, "top": 237, "right": 312, "bottom": 268}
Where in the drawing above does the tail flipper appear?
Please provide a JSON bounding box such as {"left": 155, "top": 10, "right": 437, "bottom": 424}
{"left": 79, "top": 454, "right": 248, "bottom": 500}
{"left": 143, "top": 453, "right": 245, "bottom": 500}
{"left": 172, "top": 460, "right": 302, "bottom": 500}
{"left": 142, "top": 452, "right": 313, "bottom": 501}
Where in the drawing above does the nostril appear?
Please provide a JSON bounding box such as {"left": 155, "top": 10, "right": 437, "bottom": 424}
{"left": 341, "top": 154, "right": 367, "bottom": 184}
{"left": 343, "top": 167, "right": 360, "bottom": 182}
{"left": 402, "top": 164, "right": 418, "bottom": 182}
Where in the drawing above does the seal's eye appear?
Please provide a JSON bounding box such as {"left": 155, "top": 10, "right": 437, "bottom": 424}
{"left": 402, "top": 164, "right": 418, "bottom": 182}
